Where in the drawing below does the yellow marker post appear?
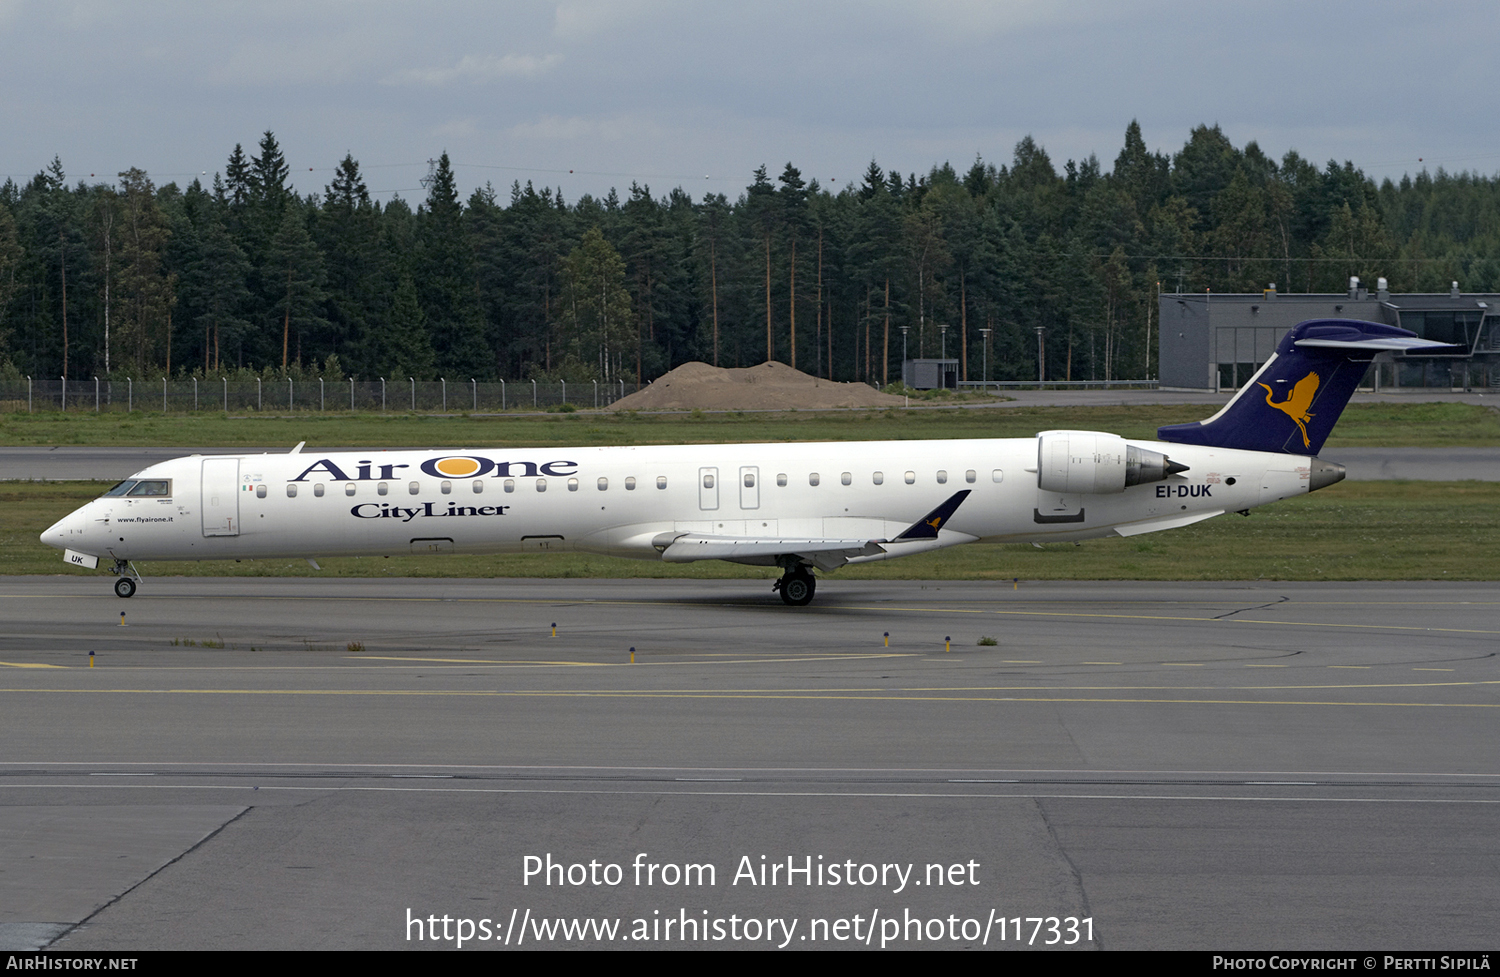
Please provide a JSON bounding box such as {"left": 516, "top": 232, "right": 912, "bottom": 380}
{"left": 551, "top": 623, "right": 557, "bottom": 638}
{"left": 884, "top": 632, "right": 890, "bottom": 647}
{"left": 629, "top": 646, "right": 635, "bottom": 664}
{"left": 945, "top": 636, "right": 951, "bottom": 653}
{"left": 1013, "top": 578, "right": 1019, "bottom": 591}
{"left": 118, "top": 612, "right": 125, "bottom": 627}
{"left": 89, "top": 650, "right": 94, "bottom": 668}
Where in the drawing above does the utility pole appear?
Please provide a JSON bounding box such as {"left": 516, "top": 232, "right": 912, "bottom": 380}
{"left": 979, "top": 327, "right": 991, "bottom": 392}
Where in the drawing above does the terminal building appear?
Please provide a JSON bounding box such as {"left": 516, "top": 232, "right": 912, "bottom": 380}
{"left": 1158, "top": 279, "right": 1500, "bottom": 391}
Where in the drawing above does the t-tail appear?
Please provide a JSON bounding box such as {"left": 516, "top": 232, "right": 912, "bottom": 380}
{"left": 1157, "top": 318, "right": 1450, "bottom": 456}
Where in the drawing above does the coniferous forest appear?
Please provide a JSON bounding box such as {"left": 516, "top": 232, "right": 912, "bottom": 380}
{"left": 4, "top": 121, "right": 1500, "bottom": 390}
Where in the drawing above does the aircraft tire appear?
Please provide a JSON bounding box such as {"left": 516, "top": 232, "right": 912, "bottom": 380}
{"left": 779, "top": 571, "right": 815, "bottom": 606}
{"left": 114, "top": 577, "right": 136, "bottom": 599}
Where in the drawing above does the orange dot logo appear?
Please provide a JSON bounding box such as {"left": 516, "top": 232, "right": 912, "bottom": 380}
{"left": 434, "top": 457, "right": 483, "bottom": 477}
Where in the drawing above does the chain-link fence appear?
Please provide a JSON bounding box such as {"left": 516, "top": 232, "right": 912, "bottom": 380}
{"left": 0, "top": 377, "right": 636, "bottom": 413}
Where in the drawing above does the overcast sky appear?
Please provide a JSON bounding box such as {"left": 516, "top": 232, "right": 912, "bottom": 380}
{"left": 3, "top": 0, "right": 1497, "bottom": 204}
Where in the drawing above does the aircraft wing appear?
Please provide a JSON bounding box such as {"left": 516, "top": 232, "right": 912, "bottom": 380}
{"left": 651, "top": 490, "right": 975, "bottom": 572}
{"left": 653, "top": 533, "right": 886, "bottom": 571}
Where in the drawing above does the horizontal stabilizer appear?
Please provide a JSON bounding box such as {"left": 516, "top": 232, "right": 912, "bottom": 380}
{"left": 1294, "top": 336, "right": 1457, "bottom": 352}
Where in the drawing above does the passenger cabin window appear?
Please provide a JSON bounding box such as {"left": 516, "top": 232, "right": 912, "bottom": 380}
{"left": 504, "top": 479, "right": 515, "bottom": 493}
{"left": 409, "top": 481, "right": 420, "bottom": 495}
{"left": 441, "top": 481, "right": 452, "bottom": 495}
{"left": 809, "top": 473, "right": 820, "bottom": 486}
{"left": 702, "top": 473, "right": 715, "bottom": 489}
{"left": 625, "top": 477, "right": 637, "bottom": 491}
{"left": 840, "top": 472, "right": 851, "bottom": 485}
{"left": 744, "top": 473, "right": 755, "bottom": 488}
{"left": 345, "top": 483, "right": 356, "bottom": 497}
{"left": 286, "top": 484, "right": 297, "bottom": 498}
{"left": 656, "top": 476, "right": 667, "bottom": 490}
{"left": 377, "top": 482, "right": 389, "bottom": 496}
{"left": 965, "top": 470, "right": 976, "bottom": 484}
{"left": 567, "top": 478, "right": 578, "bottom": 492}
{"left": 992, "top": 470, "right": 1004, "bottom": 483}
{"left": 937, "top": 470, "right": 948, "bottom": 484}
{"left": 472, "top": 480, "right": 484, "bottom": 494}
{"left": 536, "top": 478, "right": 547, "bottom": 492}
{"left": 255, "top": 484, "right": 267, "bottom": 499}
{"left": 873, "top": 472, "right": 884, "bottom": 485}
{"left": 598, "top": 477, "right": 609, "bottom": 491}
{"left": 313, "top": 483, "right": 325, "bottom": 497}
{"left": 776, "top": 473, "right": 787, "bottom": 487}
{"left": 904, "top": 471, "right": 915, "bottom": 485}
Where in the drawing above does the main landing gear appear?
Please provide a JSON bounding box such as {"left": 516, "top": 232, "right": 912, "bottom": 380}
{"left": 773, "top": 566, "right": 816, "bottom": 606}
{"left": 110, "top": 559, "right": 140, "bottom": 598}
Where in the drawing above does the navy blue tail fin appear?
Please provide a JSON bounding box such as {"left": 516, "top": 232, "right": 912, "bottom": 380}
{"left": 1157, "top": 319, "right": 1449, "bottom": 455}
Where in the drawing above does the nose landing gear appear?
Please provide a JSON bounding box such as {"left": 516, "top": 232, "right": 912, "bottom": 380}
{"left": 773, "top": 566, "right": 816, "bottom": 606}
{"left": 109, "top": 559, "right": 140, "bottom": 598}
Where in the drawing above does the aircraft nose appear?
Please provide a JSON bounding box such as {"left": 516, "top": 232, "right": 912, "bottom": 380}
{"left": 41, "top": 507, "right": 89, "bottom": 550}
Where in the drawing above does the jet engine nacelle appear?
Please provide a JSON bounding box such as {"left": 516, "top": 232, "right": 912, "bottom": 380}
{"left": 1035, "top": 430, "right": 1187, "bottom": 495}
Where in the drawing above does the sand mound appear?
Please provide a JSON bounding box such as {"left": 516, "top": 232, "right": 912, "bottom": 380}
{"left": 610, "top": 361, "right": 906, "bottom": 411}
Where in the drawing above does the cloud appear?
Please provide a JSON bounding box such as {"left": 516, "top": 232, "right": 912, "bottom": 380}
{"left": 552, "top": 0, "right": 668, "bottom": 39}
{"left": 386, "top": 52, "right": 563, "bottom": 86}
{"left": 506, "top": 113, "right": 652, "bottom": 144}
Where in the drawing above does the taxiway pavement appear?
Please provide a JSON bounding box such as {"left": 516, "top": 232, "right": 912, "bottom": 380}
{"left": 1, "top": 577, "right": 1496, "bottom": 950}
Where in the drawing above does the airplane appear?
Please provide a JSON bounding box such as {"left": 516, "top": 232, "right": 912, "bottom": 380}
{"left": 41, "top": 319, "right": 1445, "bottom": 605}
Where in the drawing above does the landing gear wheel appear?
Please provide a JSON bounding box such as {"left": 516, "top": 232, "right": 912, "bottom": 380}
{"left": 114, "top": 576, "right": 136, "bottom": 599}
{"left": 777, "top": 569, "right": 816, "bottom": 606}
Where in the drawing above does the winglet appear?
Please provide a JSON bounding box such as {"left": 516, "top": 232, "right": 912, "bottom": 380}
{"left": 290, "top": 441, "right": 306, "bottom": 454}
{"left": 894, "top": 490, "right": 971, "bottom": 541}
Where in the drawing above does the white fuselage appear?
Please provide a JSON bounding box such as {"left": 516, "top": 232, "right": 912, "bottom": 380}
{"left": 42, "top": 437, "right": 1316, "bottom": 568}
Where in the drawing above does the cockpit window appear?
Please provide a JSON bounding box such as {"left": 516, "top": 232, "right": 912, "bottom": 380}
{"left": 103, "top": 480, "right": 137, "bottom": 497}
{"left": 126, "top": 480, "right": 171, "bottom": 497}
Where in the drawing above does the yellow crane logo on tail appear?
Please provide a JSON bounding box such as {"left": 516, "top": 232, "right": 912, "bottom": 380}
{"left": 1258, "top": 371, "right": 1319, "bottom": 448}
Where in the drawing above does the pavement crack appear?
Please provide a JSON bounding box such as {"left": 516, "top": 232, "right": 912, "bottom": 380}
{"left": 1033, "top": 798, "right": 1100, "bottom": 951}
{"left": 46, "top": 805, "right": 252, "bottom": 949}
{"left": 1213, "top": 595, "right": 1291, "bottom": 620}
